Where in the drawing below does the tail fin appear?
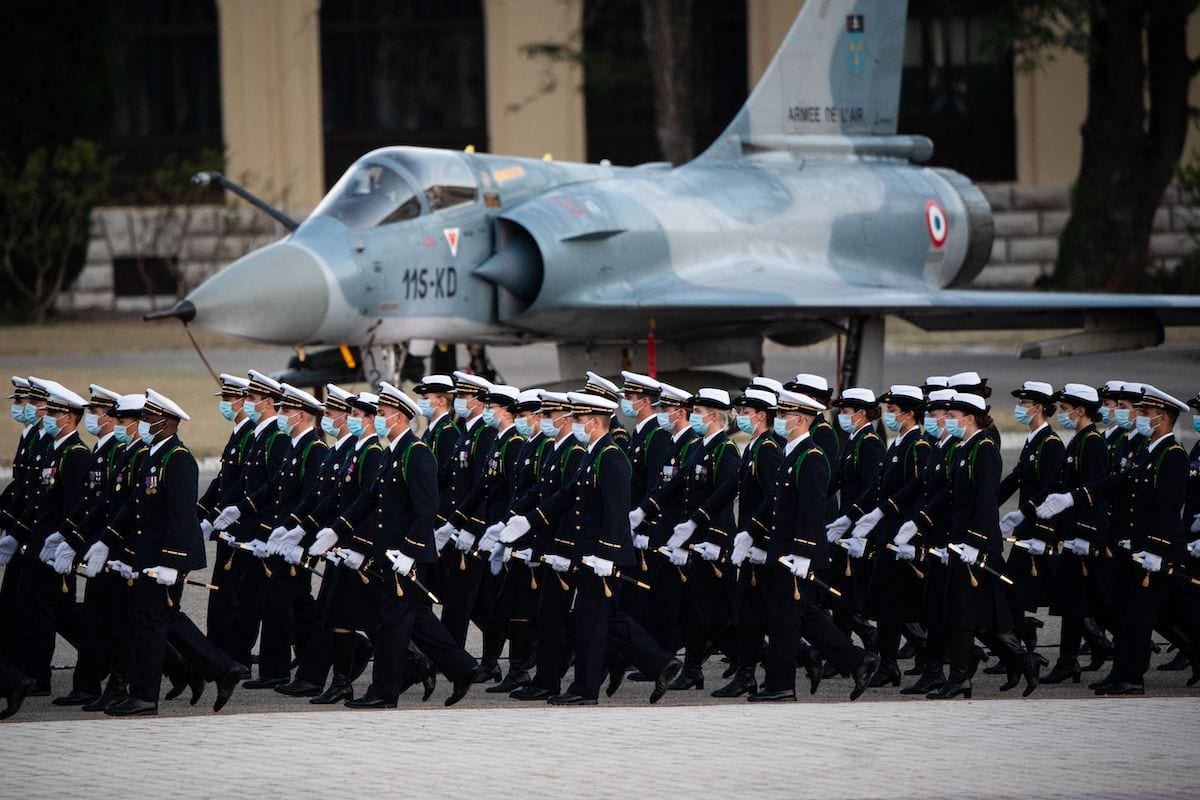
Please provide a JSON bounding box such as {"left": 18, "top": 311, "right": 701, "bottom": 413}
{"left": 699, "top": 0, "right": 909, "bottom": 160}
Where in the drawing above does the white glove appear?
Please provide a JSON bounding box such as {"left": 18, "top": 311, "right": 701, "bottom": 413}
{"left": 53, "top": 542, "right": 76, "bottom": 575}
{"left": 324, "top": 551, "right": 344, "bottom": 566}
{"left": 748, "top": 547, "right": 767, "bottom": 565}
{"left": 731, "top": 531, "right": 753, "bottom": 566}
{"left": 213, "top": 505, "right": 242, "bottom": 531}
{"left": 825, "top": 515, "right": 852, "bottom": 542}
{"left": 545, "top": 554, "right": 571, "bottom": 573}
{"left": 999, "top": 510, "right": 1025, "bottom": 535}
{"left": 452, "top": 530, "right": 476, "bottom": 552}
{"left": 838, "top": 537, "right": 866, "bottom": 559}
{"left": 1118, "top": 539, "right": 1131, "bottom": 551}
{"left": 40, "top": 532, "right": 65, "bottom": 564}
{"left": 1188, "top": 538, "right": 1200, "bottom": 559}
{"left": 929, "top": 546, "right": 949, "bottom": 566}
{"left": 512, "top": 548, "right": 533, "bottom": 564}
{"left": 107, "top": 560, "right": 136, "bottom": 580}
{"left": 0, "top": 534, "right": 17, "bottom": 566}
{"left": 248, "top": 539, "right": 270, "bottom": 559}
{"left": 693, "top": 541, "right": 721, "bottom": 562}
{"left": 852, "top": 508, "right": 884, "bottom": 539}
{"left": 893, "top": 521, "right": 918, "bottom": 546}
{"left": 1133, "top": 551, "right": 1162, "bottom": 573}
{"left": 668, "top": 520, "right": 697, "bottom": 549}
{"left": 628, "top": 507, "right": 646, "bottom": 530}
{"left": 281, "top": 526, "right": 305, "bottom": 549}
{"left": 499, "top": 515, "right": 530, "bottom": 544}
{"left": 144, "top": 565, "right": 178, "bottom": 585}
{"left": 82, "top": 541, "right": 109, "bottom": 578}
{"left": 667, "top": 547, "right": 689, "bottom": 567}
{"left": 894, "top": 543, "right": 916, "bottom": 561}
{"left": 583, "top": 555, "right": 614, "bottom": 577}
{"left": 266, "top": 526, "right": 289, "bottom": 554}
{"left": 1035, "top": 492, "right": 1074, "bottom": 519}
{"left": 633, "top": 534, "right": 649, "bottom": 550}
{"left": 1014, "top": 537, "right": 1047, "bottom": 556}
{"left": 218, "top": 531, "right": 237, "bottom": 546}
{"left": 1190, "top": 513, "right": 1200, "bottom": 534}
{"left": 282, "top": 544, "right": 304, "bottom": 565}
{"left": 309, "top": 528, "right": 338, "bottom": 556}
{"left": 478, "top": 528, "right": 502, "bottom": 555}
{"left": 340, "top": 548, "right": 365, "bottom": 571}
{"left": 1062, "top": 538, "right": 1090, "bottom": 557}
{"left": 488, "top": 546, "right": 507, "bottom": 575}
{"left": 950, "top": 543, "right": 979, "bottom": 565}
{"left": 386, "top": 548, "right": 415, "bottom": 575}
{"left": 434, "top": 522, "right": 457, "bottom": 551}
{"left": 780, "top": 553, "right": 811, "bottom": 579}
{"left": 200, "top": 519, "right": 214, "bottom": 540}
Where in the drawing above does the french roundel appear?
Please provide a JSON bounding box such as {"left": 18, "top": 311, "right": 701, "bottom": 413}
{"left": 925, "top": 199, "right": 948, "bottom": 248}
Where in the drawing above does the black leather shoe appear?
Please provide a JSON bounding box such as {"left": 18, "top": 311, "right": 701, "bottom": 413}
{"left": 52, "top": 689, "right": 99, "bottom": 707}
{"left": 1042, "top": 659, "right": 1082, "bottom": 685}
{"left": 1021, "top": 652, "right": 1040, "bottom": 697}
{"left": 486, "top": 670, "right": 530, "bottom": 693}
{"left": 983, "top": 662, "right": 1007, "bottom": 675}
{"left": 625, "top": 670, "right": 653, "bottom": 682}
{"left": 868, "top": 659, "right": 901, "bottom": 688}
{"left": 1, "top": 678, "right": 35, "bottom": 720}
{"left": 275, "top": 679, "right": 323, "bottom": 697}
{"left": 243, "top": 676, "right": 288, "bottom": 690}
{"left": 473, "top": 661, "right": 502, "bottom": 684}
{"left": 850, "top": 653, "right": 879, "bottom": 701}
{"left": 801, "top": 647, "right": 823, "bottom": 695}
{"left": 650, "top": 659, "right": 683, "bottom": 704}
{"left": 1095, "top": 680, "right": 1144, "bottom": 696}
{"left": 1082, "top": 644, "right": 1114, "bottom": 673}
{"left": 349, "top": 636, "right": 373, "bottom": 684}
{"left": 547, "top": 692, "right": 598, "bottom": 705}
{"left": 83, "top": 680, "right": 128, "bottom": 712}
{"left": 104, "top": 696, "right": 159, "bottom": 716}
{"left": 1157, "top": 650, "right": 1191, "bottom": 671}
{"left": 213, "top": 663, "right": 250, "bottom": 712}
{"left": 310, "top": 678, "right": 354, "bottom": 705}
{"left": 605, "top": 664, "right": 625, "bottom": 698}
{"left": 345, "top": 690, "right": 397, "bottom": 708}
{"left": 1088, "top": 673, "right": 1117, "bottom": 692}
{"left": 900, "top": 669, "right": 946, "bottom": 695}
{"left": 421, "top": 672, "right": 438, "bottom": 701}
{"left": 667, "top": 667, "right": 704, "bottom": 691}
{"left": 746, "top": 688, "right": 796, "bottom": 702}
{"left": 926, "top": 680, "right": 972, "bottom": 700}
{"left": 710, "top": 672, "right": 757, "bottom": 698}
{"left": 446, "top": 669, "right": 476, "bottom": 707}
{"left": 510, "top": 685, "right": 554, "bottom": 701}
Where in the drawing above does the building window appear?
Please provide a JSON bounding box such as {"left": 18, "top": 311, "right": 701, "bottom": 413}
{"left": 899, "top": 0, "right": 1016, "bottom": 182}
{"left": 109, "top": 0, "right": 223, "bottom": 201}
{"left": 583, "top": 0, "right": 747, "bottom": 165}
{"left": 320, "top": 0, "right": 487, "bottom": 189}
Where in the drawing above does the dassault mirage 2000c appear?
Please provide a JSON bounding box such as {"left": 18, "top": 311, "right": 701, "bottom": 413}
{"left": 149, "top": 0, "right": 1200, "bottom": 388}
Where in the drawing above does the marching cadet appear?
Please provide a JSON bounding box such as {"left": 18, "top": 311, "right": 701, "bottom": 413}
{"left": 7, "top": 379, "right": 90, "bottom": 691}
{"left": 211, "top": 369, "right": 292, "bottom": 669}
{"left": 784, "top": 373, "right": 840, "bottom": 468}
{"left": 947, "top": 371, "right": 1002, "bottom": 446}
{"left": 845, "top": 385, "right": 931, "bottom": 688}
{"left": 1041, "top": 384, "right": 1109, "bottom": 684}
{"left": 744, "top": 388, "right": 876, "bottom": 702}
{"left": 414, "top": 374, "right": 462, "bottom": 534}
{"left": 582, "top": 371, "right": 630, "bottom": 451}
{"left": 249, "top": 385, "right": 330, "bottom": 688}
{"left": 197, "top": 373, "right": 253, "bottom": 652}
{"left": 997, "top": 381, "right": 1064, "bottom": 656}
{"left": 501, "top": 391, "right": 586, "bottom": 701}
{"left": 824, "top": 387, "right": 885, "bottom": 653}
{"left": 547, "top": 391, "right": 681, "bottom": 705}
{"left": 321, "top": 383, "right": 480, "bottom": 709}
{"left": 0, "top": 653, "right": 34, "bottom": 719}
{"left": 104, "top": 389, "right": 248, "bottom": 716}
{"left": 1037, "top": 386, "right": 1193, "bottom": 694}
{"left": 662, "top": 388, "right": 742, "bottom": 691}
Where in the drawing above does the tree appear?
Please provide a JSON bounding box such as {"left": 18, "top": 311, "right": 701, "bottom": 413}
{"left": 992, "top": 0, "right": 1200, "bottom": 291}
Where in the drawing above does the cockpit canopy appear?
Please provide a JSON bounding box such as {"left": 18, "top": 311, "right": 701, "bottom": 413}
{"left": 309, "top": 147, "right": 478, "bottom": 229}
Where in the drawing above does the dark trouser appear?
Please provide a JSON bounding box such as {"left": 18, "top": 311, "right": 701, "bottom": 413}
{"left": 440, "top": 548, "right": 483, "bottom": 646}
{"left": 765, "top": 568, "right": 864, "bottom": 691}
{"left": 228, "top": 550, "right": 270, "bottom": 667}
{"left": 368, "top": 567, "right": 477, "bottom": 701}
{"left": 617, "top": 547, "right": 653, "bottom": 624}
{"left": 568, "top": 571, "right": 673, "bottom": 700}
{"left": 206, "top": 539, "right": 241, "bottom": 651}
{"left": 128, "top": 579, "right": 235, "bottom": 703}
{"left": 531, "top": 568, "right": 575, "bottom": 692}
{"left": 643, "top": 553, "right": 684, "bottom": 653}
{"left": 946, "top": 629, "right": 982, "bottom": 682}
{"left": 1113, "top": 569, "right": 1171, "bottom": 685}
{"left": 0, "top": 550, "right": 26, "bottom": 651}
{"left": 0, "top": 652, "right": 29, "bottom": 694}
{"left": 71, "top": 571, "right": 122, "bottom": 695}
{"left": 11, "top": 558, "right": 83, "bottom": 686}
{"left": 258, "top": 556, "right": 314, "bottom": 679}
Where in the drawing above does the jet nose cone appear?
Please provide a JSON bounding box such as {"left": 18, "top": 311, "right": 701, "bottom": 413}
{"left": 186, "top": 241, "right": 331, "bottom": 344}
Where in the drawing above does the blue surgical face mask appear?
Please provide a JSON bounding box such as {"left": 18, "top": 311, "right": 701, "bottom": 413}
{"left": 1135, "top": 414, "right": 1153, "bottom": 437}
{"left": 772, "top": 417, "right": 789, "bottom": 437}
{"left": 619, "top": 399, "right": 635, "bottom": 417}
{"left": 113, "top": 425, "right": 132, "bottom": 445}
{"left": 882, "top": 411, "right": 900, "bottom": 432}
{"left": 1057, "top": 410, "right": 1077, "bottom": 430}
{"left": 540, "top": 418, "right": 558, "bottom": 437}
{"left": 1013, "top": 403, "right": 1033, "bottom": 426}
{"left": 276, "top": 415, "right": 293, "bottom": 435}
{"left": 837, "top": 412, "right": 855, "bottom": 433}
{"left": 572, "top": 421, "right": 588, "bottom": 443}
{"left": 482, "top": 408, "right": 498, "bottom": 428}
{"left": 23, "top": 405, "right": 38, "bottom": 425}
{"left": 453, "top": 398, "right": 469, "bottom": 418}
{"left": 245, "top": 404, "right": 262, "bottom": 423}
{"left": 137, "top": 420, "right": 154, "bottom": 443}
{"left": 656, "top": 411, "right": 672, "bottom": 429}
{"left": 374, "top": 415, "right": 390, "bottom": 438}
{"left": 736, "top": 414, "right": 754, "bottom": 435}
{"left": 83, "top": 412, "right": 102, "bottom": 436}
{"left": 320, "top": 416, "right": 337, "bottom": 437}
{"left": 1115, "top": 408, "right": 1132, "bottom": 430}
{"left": 924, "top": 417, "right": 942, "bottom": 438}
{"left": 689, "top": 412, "right": 707, "bottom": 436}
{"left": 515, "top": 417, "right": 533, "bottom": 437}
{"left": 42, "top": 415, "right": 60, "bottom": 437}
{"left": 1098, "top": 406, "right": 1112, "bottom": 426}
{"left": 1193, "top": 414, "right": 1200, "bottom": 434}
{"left": 945, "top": 417, "right": 965, "bottom": 439}
{"left": 218, "top": 400, "right": 236, "bottom": 421}
{"left": 347, "top": 416, "right": 364, "bottom": 436}
{"left": 417, "top": 398, "right": 433, "bottom": 418}
{"left": 10, "top": 403, "right": 23, "bottom": 423}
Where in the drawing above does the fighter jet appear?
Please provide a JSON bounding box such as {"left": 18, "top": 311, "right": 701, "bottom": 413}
{"left": 150, "top": 0, "right": 1199, "bottom": 388}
